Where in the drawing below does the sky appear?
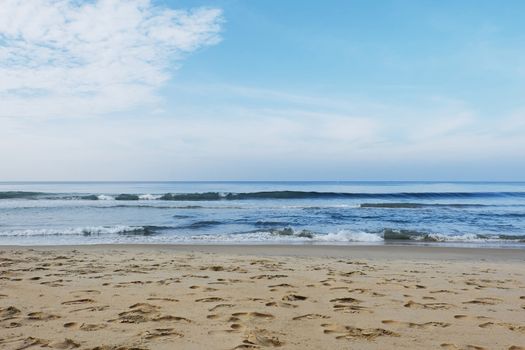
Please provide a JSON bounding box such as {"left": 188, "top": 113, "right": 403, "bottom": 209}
{"left": 0, "top": 0, "right": 524, "bottom": 181}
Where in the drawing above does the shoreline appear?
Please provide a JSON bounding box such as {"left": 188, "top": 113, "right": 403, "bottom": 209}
{"left": 1, "top": 243, "right": 525, "bottom": 261}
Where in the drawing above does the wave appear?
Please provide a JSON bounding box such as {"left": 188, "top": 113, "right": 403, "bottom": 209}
{"left": 180, "top": 227, "right": 525, "bottom": 243}
{"left": 183, "top": 230, "right": 382, "bottom": 243}
{"left": 3, "top": 190, "right": 525, "bottom": 201}
{"left": 0, "top": 191, "right": 43, "bottom": 199}
{"left": 1, "top": 224, "right": 523, "bottom": 243}
{"left": 97, "top": 195, "right": 115, "bottom": 200}
{"left": 180, "top": 228, "right": 525, "bottom": 243}
{"left": 314, "top": 230, "right": 384, "bottom": 242}
{"left": 381, "top": 229, "right": 525, "bottom": 242}
{"left": 110, "top": 205, "right": 205, "bottom": 209}
{"left": 216, "top": 191, "right": 525, "bottom": 200}
{"left": 0, "top": 225, "right": 164, "bottom": 236}
{"left": 177, "top": 220, "right": 225, "bottom": 229}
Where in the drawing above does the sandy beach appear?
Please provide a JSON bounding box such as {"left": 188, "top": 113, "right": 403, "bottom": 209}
{"left": 0, "top": 245, "right": 524, "bottom": 350}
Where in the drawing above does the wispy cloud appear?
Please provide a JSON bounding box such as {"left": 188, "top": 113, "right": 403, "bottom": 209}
{"left": 2, "top": 83, "right": 525, "bottom": 180}
{"left": 0, "top": 0, "right": 223, "bottom": 118}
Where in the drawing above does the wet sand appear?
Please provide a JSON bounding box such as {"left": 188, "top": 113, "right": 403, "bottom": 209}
{"left": 0, "top": 245, "right": 524, "bottom": 349}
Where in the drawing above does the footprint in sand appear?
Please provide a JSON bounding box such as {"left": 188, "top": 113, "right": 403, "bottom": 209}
{"left": 146, "top": 297, "right": 178, "bottom": 302}
{"left": 478, "top": 322, "right": 525, "bottom": 333}
{"left": 402, "top": 284, "right": 427, "bottom": 289}
{"left": 430, "top": 290, "right": 459, "bottom": 295}
{"left": 0, "top": 306, "right": 21, "bottom": 321}
{"left": 142, "top": 328, "right": 183, "bottom": 340}
{"left": 454, "top": 314, "right": 468, "bottom": 319}
{"left": 340, "top": 271, "right": 366, "bottom": 277}
{"left": 182, "top": 274, "right": 209, "bottom": 279}
{"left": 500, "top": 323, "right": 525, "bottom": 333}
{"left": 321, "top": 323, "right": 399, "bottom": 340}
{"left": 231, "top": 312, "right": 275, "bottom": 321}
{"left": 268, "top": 283, "right": 295, "bottom": 292}
{"left": 117, "top": 303, "right": 159, "bottom": 323}
{"left": 189, "top": 286, "right": 219, "bottom": 292}
{"left": 320, "top": 278, "right": 336, "bottom": 286}
{"left": 3, "top": 321, "right": 22, "bottom": 328}
{"left": 200, "top": 265, "right": 225, "bottom": 271}
{"left": 440, "top": 344, "right": 486, "bottom": 350}
{"left": 292, "top": 314, "right": 330, "bottom": 321}
{"left": 463, "top": 297, "right": 502, "bottom": 305}
{"left": 454, "top": 314, "right": 491, "bottom": 321}
{"left": 250, "top": 274, "right": 288, "bottom": 280}
{"left": 69, "top": 305, "right": 109, "bottom": 313}
{"left": 7, "top": 337, "right": 50, "bottom": 349}
{"left": 265, "top": 301, "right": 297, "bottom": 309}
{"left": 233, "top": 328, "right": 283, "bottom": 348}
{"left": 282, "top": 294, "right": 307, "bottom": 302}
{"left": 61, "top": 299, "right": 95, "bottom": 305}
{"left": 329, "top": 297, "right": 361, "bottom": 304}
{"left": 332, "top": 304, "right": 369, "bottom": 313}
{"left": 79, "top": 323, "right": 107, "bottom": 331}
{"left": 153, "top": 315, "right": 192, "bottom": 323}
{"left": 209, "top": 304, "right": 235, "bottom": 312}
{"left": 381, "top": 320, "right": 450, "bottom": 329}
{"left": 404, "top": 300, "right": 453, "bottom": 310}
{"left": 268, "top": 283, "right": 295, "bottom": 288}
{"left": 27, "top": 312, "right": 61, "bottom": 321}
{"left": 195, "top": 297, "right": 226, "bottom": 303}
{"left": 329, "top": 297, "right": 367, "bottom": 312}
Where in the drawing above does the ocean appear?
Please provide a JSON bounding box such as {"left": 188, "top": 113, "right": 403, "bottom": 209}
{"left": 0, "top": 181, "right": 524, "bottom": 247}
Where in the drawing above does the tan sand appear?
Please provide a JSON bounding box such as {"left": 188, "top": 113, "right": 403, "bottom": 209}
{"left": 0, "top": 245, "right": 524, "bottom": 350}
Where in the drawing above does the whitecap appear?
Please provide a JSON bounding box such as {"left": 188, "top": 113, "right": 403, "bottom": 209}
{"left": 97, "top": 195, "right": 115, "bottom": 200}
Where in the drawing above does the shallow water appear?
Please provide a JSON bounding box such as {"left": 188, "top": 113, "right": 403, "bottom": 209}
{"left": 0, "top": 181, "right": 524, "bottom": 247}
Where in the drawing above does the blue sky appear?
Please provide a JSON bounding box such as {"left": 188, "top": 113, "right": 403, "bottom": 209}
{"left": 0, "top": 0, "right": 524, "bottom": 180}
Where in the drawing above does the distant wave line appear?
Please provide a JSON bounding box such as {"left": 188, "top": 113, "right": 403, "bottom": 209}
{"left": 2, "top": 190, "right": 525, "bottom": 201}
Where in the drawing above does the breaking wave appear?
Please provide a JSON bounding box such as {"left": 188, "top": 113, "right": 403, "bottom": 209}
{"left": 0, "top": 225, "right": 162, "bottom": 236}
{"left": 180, "top": 228, "right": 525, "bottom": 243}
{"left": 3, "top": 190, "right": 525, "bottom": 201}
{"left": 0, "top": 225, "right": 523, "bottom": 244}
{"left": 183, "top": 229, "right": 384, "bottom": 243}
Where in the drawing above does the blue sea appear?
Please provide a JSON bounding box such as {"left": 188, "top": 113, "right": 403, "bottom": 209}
{"left": 0, "top": 181, "right": 524, "bottom": 247}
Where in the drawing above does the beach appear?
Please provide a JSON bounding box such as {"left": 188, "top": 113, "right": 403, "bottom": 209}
{"left": 2, "top": 0, "right": 525, "bottom": 347}
{"left": 0, "top": 245, "right": 524, "bottom": 350}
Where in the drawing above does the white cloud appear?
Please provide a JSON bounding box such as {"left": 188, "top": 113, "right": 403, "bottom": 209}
{"left": 2, "top": 91, "right": 525, "bottom": 180}
{"left": 0, "top": 0, "right": 223, "bottom": 118}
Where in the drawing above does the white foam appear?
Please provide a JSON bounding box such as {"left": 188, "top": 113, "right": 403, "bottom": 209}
{"left": 97, "top": 195, "right": 115, "bottom": 200}
{"left": 139, "top": 194, "right": 162, "bottom": 200}
{"left": 174, "top": 229, "right": 383, "bottom": 243}
{"left": 424, "top": 233, "right": 483, "bottom": 242}
{"left": 314, "top": 230, "right": 383, "bottom": 242}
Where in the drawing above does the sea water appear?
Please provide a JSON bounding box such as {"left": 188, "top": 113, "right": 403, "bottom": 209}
{"left": 0, "top": 181, "right": 524, "bottom": 247}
